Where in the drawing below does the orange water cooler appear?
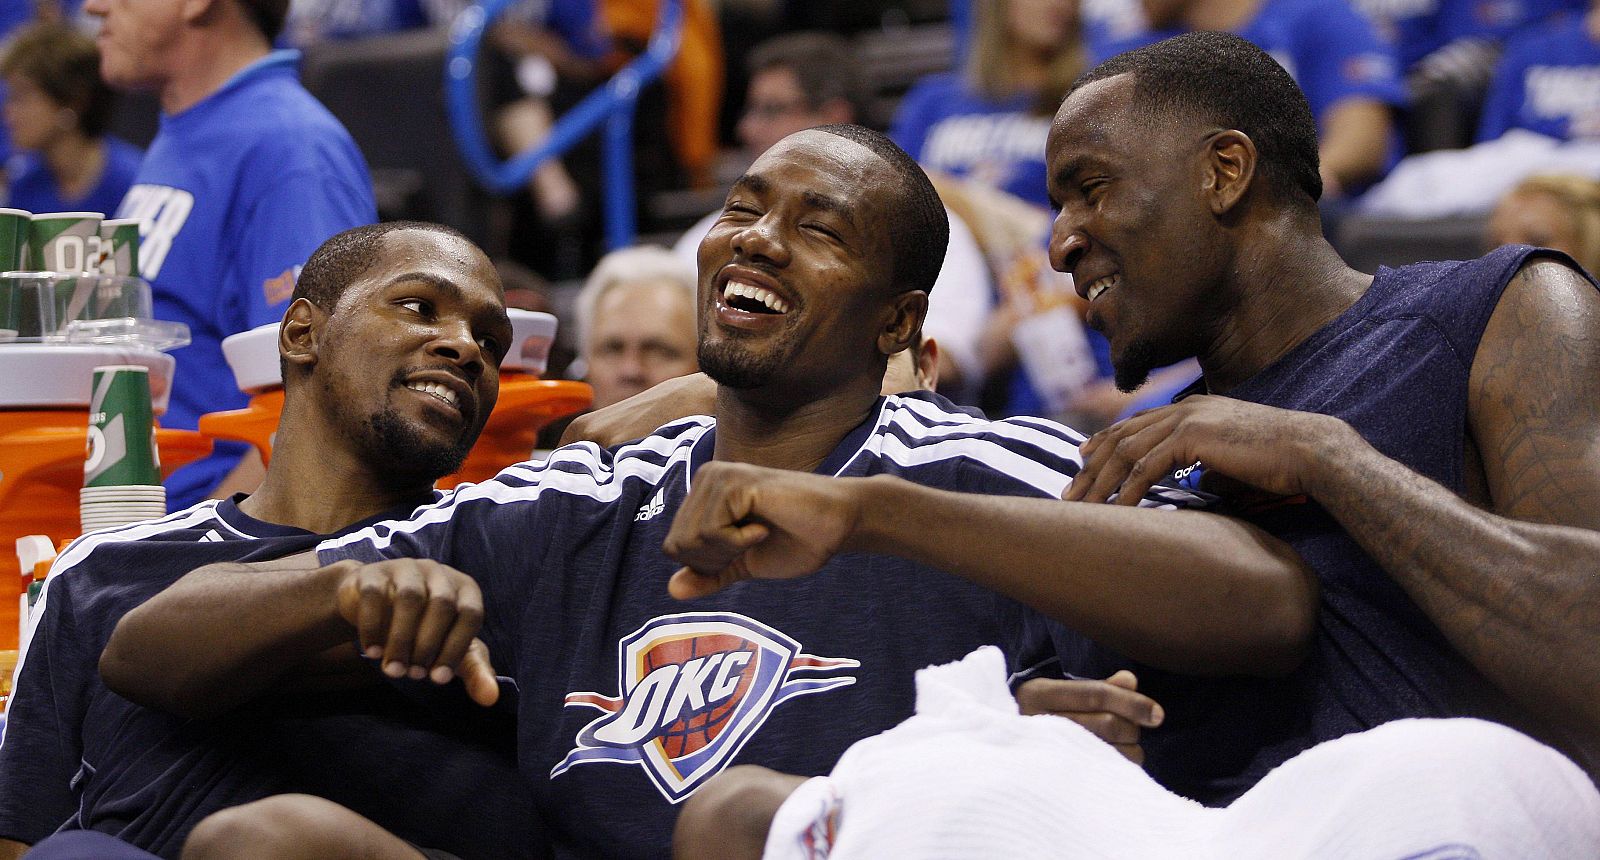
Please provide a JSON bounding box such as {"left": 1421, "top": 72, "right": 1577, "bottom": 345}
{"left": 200, "top": 311, "right": 592, "bottom": 488}
{"left": 0, "top": 346, "right": 211, "bottom": 651}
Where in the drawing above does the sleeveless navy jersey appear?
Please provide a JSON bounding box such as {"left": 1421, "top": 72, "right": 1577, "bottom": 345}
{"left": 1080, "top": 246, "right": 1599, "bottom": 804}
{"left": 319, "top": 392, "right": 1197, "bottom": 858}
{"left": 0, "top": 497, "right": 544, "bottom": 859}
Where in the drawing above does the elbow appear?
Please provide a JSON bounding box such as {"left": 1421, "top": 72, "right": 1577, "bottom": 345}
{"left": 1237, "top": 553, "right": 1320, "bottom": 678}
{"left": 100, "top": 614, "right": 217, "bottom": 718}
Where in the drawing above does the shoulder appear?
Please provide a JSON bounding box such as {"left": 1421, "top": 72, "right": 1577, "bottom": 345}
{"left": 48, "top": 502, "right": 229, "bottom": 579}
{"left": 898, "top": 73, "right": 970, "bottom": 112}
{"left": 104, "top": 137, "right": 145, "bottom": 174}
{"left": 866, "top": 393, "right": 1085, "bottom": 496}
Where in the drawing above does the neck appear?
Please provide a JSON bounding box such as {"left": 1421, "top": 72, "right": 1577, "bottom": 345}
{"left": 711, "top": 376, "right": 881, "bottom": 473}
{"left": 237, "top": 397, "right": 435, "bottom": 534}
{"left": 44, "top": 133, "right": 103, "bottom": 198}
{"left": 1198, "top": 214, "right": 1371, "bottom": 393}
{"left": 159, "top": 29, "right": 272, "bottom": 115}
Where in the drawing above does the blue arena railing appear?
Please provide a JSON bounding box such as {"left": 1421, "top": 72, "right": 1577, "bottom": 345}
{"left": 445, "top": 0, "right": 683, "bottom": 250}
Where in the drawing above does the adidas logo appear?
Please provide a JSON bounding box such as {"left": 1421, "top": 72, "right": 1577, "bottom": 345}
{"left": 634, "top": 488, "right": 666, "bottom": 522}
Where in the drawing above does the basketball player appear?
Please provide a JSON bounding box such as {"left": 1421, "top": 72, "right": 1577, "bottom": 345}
{"left": 108, "top": 126, "right": 1316, "bottom": 857}
{"left": 0, "top": 223, "right": 537, "bottom": 859}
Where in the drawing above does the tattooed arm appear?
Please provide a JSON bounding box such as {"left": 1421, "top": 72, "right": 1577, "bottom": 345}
{"left": 1067, "top": 257, "right": 1600, "bottom": 745}
{"left": 1334, "top": 258, "right": 1600, "bottom": 733}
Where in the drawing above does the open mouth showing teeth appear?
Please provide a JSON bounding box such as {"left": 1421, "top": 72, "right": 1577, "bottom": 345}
{"left": 723, "top": 281, "right": 790, "bottom": 315}
{"left": 1086, "top": 274, "right": 1120, "bottom": 303}
{"left": 406, "top": 381, "right": 461, "bottom": 410}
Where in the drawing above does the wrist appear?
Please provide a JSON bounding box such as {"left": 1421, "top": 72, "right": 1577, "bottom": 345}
{"left": 1299, "top": 416, "right": 1363, "bottom": 498}
{"left": 842, "top": 475, "right": 908, "bottom": 555}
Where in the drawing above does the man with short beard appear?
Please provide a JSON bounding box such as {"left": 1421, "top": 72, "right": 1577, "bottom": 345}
{"left": 0, "top": 222, "right": 539, "bottom": 859}
{"left": 108, "top": 126, "right": 1316, "bottom": 859}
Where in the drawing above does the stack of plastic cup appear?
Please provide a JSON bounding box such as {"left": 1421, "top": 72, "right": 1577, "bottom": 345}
{"left": 80, "top": 365, "right": 165, "bottom": 532}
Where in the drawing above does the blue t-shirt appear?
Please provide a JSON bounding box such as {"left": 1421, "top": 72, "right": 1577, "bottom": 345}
{"left": 282, "top": 0, "right": 432, "bottom": 46}
{"left": 1354, "top": 0, "right": 1582, "bottom": 68}
{"left": 320, "top": 392, "right": 1208, "bottom": 858}
{"left": 114, "top": 52, "right": 376, "bottom": 510}
{"left": 1095, "top": 0, "right": 1408, "bottom": 129}
{"left": 5, "top": 138, "right": 143, "bottom": 217}
{"left": 1477, "top": 14, "right": 1600, "bottom": 142}
{"left": 890, "top": 73, "right": 1055, "bottom": 210}
{"left": 0, "top": 496, "right": 543, "bottom": 858}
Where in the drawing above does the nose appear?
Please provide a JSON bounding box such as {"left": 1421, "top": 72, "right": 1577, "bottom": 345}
{"left": 83, "top": 0, "right": 108, "bottom": 15}
{"left": 731, "top": 213, "right": 790, "bottom": 268}
{"left": 427, "top": 319, "right": 486, "bottom": 378}
{"left": 1049, "top": 211, "right": 1089, "bottom": 276}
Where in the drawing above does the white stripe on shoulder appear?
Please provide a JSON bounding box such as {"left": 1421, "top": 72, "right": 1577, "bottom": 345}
{"left": 48, "top": 501, "right": 225, "bottom": 579}
{"left": 885, "top": 397, "right": 1088, "bottom": 454}
{"left": 321, "top": 424, "right": 709, "bottom": 554}
{"left": 14, "top": 501, "right": 224, "bottom": 697}
{"left": 872, "top": 433, "right": 1079, "bottom": 498}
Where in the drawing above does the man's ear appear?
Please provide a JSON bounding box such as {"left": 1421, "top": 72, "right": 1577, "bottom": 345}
{"left": 915, "top": 336, "right": 941, "bottom": 391}
{"left": 1202, "top": 129, "right": 1258, "bottom": 216}
{"left": 181, "top": 0, "right": 219, "bottom": 26}
{"left": 279, "top": 298, "right": 325, "bottom": 375}
{"left": 879, "top": 290, "right": 928, "bottom": 357}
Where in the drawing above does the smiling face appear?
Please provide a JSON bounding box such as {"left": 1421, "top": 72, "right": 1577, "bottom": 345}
{"left": 695, "top": 129, "right": 907, "bottom": 402}
{"left": 1046, "top": 74, "right": 1232, "bottom": 391}
{"left": 312, "top": 229, "right": 511, "bottom": 483}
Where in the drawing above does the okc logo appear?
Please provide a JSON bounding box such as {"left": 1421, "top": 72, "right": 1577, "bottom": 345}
{"left": 552, "top": 612, "right": 859, "bottom": 802}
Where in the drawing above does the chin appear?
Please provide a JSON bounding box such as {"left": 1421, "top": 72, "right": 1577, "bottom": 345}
{"left": 1112, "top": 339, "right": 1161, "bottom": 393}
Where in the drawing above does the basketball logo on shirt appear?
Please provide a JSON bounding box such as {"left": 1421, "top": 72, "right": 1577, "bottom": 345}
{"left": 552, "top": 612, "right": 859, "bottom": 802}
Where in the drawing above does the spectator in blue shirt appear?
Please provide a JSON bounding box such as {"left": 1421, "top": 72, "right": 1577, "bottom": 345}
{"left": 890, "top": 0, "right": 1082, "bottom": 212}
{"left": 1099, "top": 0, "right": 1407, "bottom": 197}
{"left": 1, "top": 23, "right": 141, "bottom": 216}
{"left": 1477, "top": 1, "right": 1600, "bottom": 141}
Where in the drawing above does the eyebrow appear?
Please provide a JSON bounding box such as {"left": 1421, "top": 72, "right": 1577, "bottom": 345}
{"left": 385, "top": 271, "right": 464, "bottom": 298}
{"left": 729, "top": 173, "right": 859, "bottom": 228}
{"left": 729, "top": 173, "right": 770, "bottom": 196}
{"left": 800, "top": 189, "right": 859, "bottom": 228}
{"left": 386, "top": 272, "right": 512, "bottom": 331}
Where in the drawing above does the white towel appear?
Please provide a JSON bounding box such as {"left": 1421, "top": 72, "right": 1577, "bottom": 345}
{"left": 764, "top": 646, "right": 1600, "bottom": 859}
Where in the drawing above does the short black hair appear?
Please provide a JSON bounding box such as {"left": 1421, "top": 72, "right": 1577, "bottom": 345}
{"left": 237, "top": 0, "right": 289, "bottom": 42}
{"left": 1072, "top": 31, "right": 1323, "bottom": 205}
{"left": 747, "top": 32, "right": 863, "bottom": 118}
{"left": 284, "top": 222, "right": 483, "bottom": 382}
{"left": 294, "top": 221, "right": 478, "bottom": 312}
{"left": 812, "top": 123, "right": 948, "bottom": 296}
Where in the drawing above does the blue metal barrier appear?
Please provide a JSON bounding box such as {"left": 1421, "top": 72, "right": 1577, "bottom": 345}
{"left": 445, "top": 0, "right": 683, "bottom": 249}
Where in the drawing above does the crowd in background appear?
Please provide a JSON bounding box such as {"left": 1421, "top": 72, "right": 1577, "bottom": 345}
{"left": 3, "top": 0, "right": 1600, "bottom": 466}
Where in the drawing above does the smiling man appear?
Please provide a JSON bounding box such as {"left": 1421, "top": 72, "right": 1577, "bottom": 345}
{"left": 0, "top": 222, "right": 540, "bottom": 859}
{"left": 106, "top": 125, "right": 1319, "bottom": 858}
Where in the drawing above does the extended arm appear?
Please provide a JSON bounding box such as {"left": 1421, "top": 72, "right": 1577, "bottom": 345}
{"left": 101, "top": 553, "right": 495, "bottom": 718}
{"left": 560, "top": 372, "right": 717, "bottom": 448}
{"left": 665, "top": 463, "right": 1317, "bottom": 677}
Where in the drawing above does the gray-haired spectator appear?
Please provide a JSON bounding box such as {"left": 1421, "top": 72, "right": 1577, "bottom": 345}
{"left": 575, "top": 244, "right": 699, "bottom": 410}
